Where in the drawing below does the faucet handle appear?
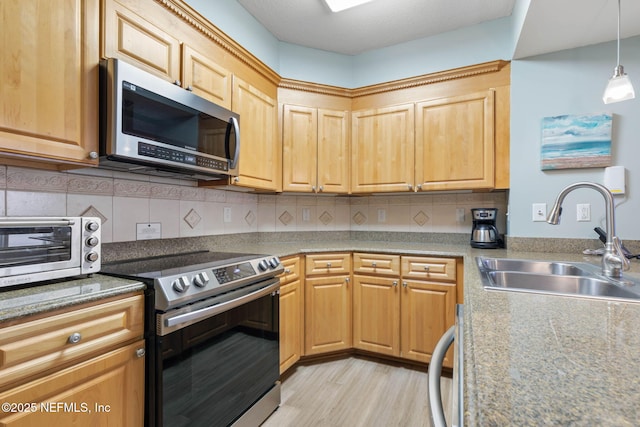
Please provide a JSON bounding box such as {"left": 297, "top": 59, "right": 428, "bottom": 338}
{"left": 613, "top": 236, "right": 631, "bottom": 271}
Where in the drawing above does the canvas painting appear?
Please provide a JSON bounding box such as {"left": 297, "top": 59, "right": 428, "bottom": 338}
{"left": 540, "top": 113, "right": 612, "bottom": 170}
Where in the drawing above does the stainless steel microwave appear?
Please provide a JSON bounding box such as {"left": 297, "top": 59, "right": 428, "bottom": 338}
{"left": 99, "top": 58, "right": 240, "bottom": 180}
{"left": 0, "top": 217, "right": 101, "bottom": 288}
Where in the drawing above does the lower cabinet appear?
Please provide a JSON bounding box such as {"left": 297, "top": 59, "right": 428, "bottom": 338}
{"left": 279, "top": 256, "right": 304, "bottom": 374}
{"left": 0, "top": 293, "right": 145, "bottom": 426}
{"left": 304, "top": 253, "right": 352, "bottom": 355}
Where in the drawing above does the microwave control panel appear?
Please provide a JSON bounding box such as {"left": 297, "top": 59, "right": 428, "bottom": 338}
{"left": 138, "top": 142, "right": 228, "bottom": 171}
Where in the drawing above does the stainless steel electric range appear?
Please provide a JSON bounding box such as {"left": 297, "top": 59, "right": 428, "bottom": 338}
{"left": 101, "top": 250, "right": 283, "bottom": 427}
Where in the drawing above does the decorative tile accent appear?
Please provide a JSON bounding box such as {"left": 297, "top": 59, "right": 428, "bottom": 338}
{"left": 279, "top": 210, "right": 294, "bottom": 226}
{"left": 206, "top": 189, "right": 226, "bottom": 203}
{"left": 81, "top": 205, "right": 108, "bottom": 224}
{"left": 183, "top": 208, "right": 202, "bottom": 229}
{"left": 7, "top": 167, "right": 68, "bottom": 192}
{"left": 319, "top": 210, "right": 334, "bottom": 225}
{"left": 180, "top": 186, "right": 205, "bottom": 201}
{"left": 67, "top": 176, "right": 113, "bottom": 195}
{"left": 413, "top": 210, "right": 430, "bottom": 226}
{"left": 245, "top": 210, "right": 256, "bottom": 226}
{"left": 114, "top": 180, "right": 151, "bottom": 197}
{"left": 150, "top": 184, "right": 182, "bottom": 200}
{"left": 352, "top": 211, "right": 367, "bottom": 225}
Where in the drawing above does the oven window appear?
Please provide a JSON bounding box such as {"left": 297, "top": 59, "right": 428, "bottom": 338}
{"left": 159, "top": 293, "right": 279, "bottom": 427}
{"left": 0, "top": 226, "right": 72, "bottom": 267}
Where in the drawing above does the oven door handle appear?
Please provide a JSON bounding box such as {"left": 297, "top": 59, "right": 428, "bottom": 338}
{"left": 164, "top": 280, "right": 279, "bottom": 329}
{"left": 0, "top": 218, "right": 76, "bottom": 227}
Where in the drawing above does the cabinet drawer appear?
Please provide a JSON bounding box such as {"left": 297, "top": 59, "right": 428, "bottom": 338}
{"left": 401, "top": 256, "right": 457, "bottom": 282}
{"left": 0, "top": 294, "right": 144, "bottom": 390}
{"left": 353, "top": 252, "right": 400, "bottom": 276}
{"left": 279, "top": 256, "right": 301, "bottom": 285}
{"left": 306, "top": 253, "right": 351, "bottom": 276}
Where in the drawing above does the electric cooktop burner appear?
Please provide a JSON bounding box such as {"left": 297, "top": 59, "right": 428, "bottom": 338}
{"left": 101, "top": 250, "right": 283, "bottom": 311}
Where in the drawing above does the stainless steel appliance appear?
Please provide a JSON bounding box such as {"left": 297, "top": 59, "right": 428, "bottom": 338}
{"left": 470, "top": 208, "right": 502, "bottom": 249}
{"left": 100, "top": 58, "right": 240, "bottom": 180}
{"left": 0, "top": 217, "right": 101, "bottom": 288}
{"left": 101, "top": 251, "right": 283, "bottom": 427}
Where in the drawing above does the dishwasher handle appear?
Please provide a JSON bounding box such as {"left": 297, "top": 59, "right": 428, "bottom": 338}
{"left": 429, "top": 325, "right": 455, "bottom": 427}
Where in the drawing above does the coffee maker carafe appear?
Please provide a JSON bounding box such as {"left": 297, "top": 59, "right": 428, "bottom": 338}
{"left": 470, "top": 208, "right": 502, "bottom": 249}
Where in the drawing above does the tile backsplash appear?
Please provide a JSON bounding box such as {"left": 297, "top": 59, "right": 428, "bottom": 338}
{"left": 0, "top": 165, "right": 508, "bottom": 243}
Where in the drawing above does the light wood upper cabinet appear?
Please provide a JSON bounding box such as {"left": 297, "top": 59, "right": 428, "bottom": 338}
{"left": 232, "top": 77, "right": 281, "bottom": 191}
{"left": 0, "top": 0, "right": 99, "bottom": 167}
{"left": 351, "top": 104, "right": 415, "bottom": 193}
{"left": 415, "top": 90, "right": 495, "bottom": 191}
{"left": 282, "top": 105, "right": 350, "bottom": 193}
{"left": 102, "top": 0, "right": 181, "bottom": 82}
{"left": 182, "top": 45, "right": 233, "bottom": 109}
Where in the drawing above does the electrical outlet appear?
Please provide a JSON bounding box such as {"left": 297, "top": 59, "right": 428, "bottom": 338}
{"left": 577, "top": 203, "right": 591, "bottom": 222}
{"left": 532, "top": 203, "right": 547, "bottom": 222}
{"left": 377, "top": 208, "right": 386, "bottom": 223}
{"left": 223, "top": 207, "right": 232, "bottom": 223}
{"left": 302, "top": 208, "right": 310, "bottom": 222}
{"left": 456, "top": 208, "right": 465, "bottom": 223}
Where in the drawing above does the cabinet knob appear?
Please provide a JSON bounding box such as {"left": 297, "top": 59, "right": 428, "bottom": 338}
{"left": 88, "top": 151, "right": 98, "bottom": 159}
{"left": 68, "top": 332, "right": 82, "bottom": 344}
{"left": 135, "top": 348, "right": 146, "bottom": 358}
{"left": 233, "top": 176, "right": 240, "bottom": 183}
{"left": 284, "top": 268, "right": 291, "bottom": 274}
{"left": 345, "top": 277, "right": 350, "bottom": 283}
{"left": 407, "top": 184, "right": 413, "bottom": 190}
{"left": 326, "top": 262, "right": 332, "bottom": 268}
{"left": 424, "top": 266, "right": 430, "bottom": 272}
{"left": 174, "top": 80, "right": 181, "bottom": 86}
{"left": 312, "top": 186, "right": 316, "bottom": 192}
{"left": 372, "top": 262, "right": 377, "bottom": 268}
{"left": 417, "top": 184, "right": 422, "bottom": 191}
{"left": 186, "top": 85, "right": 193, "bottom": 91}
{"left": 319, "top": 186, "right": 324, "bottom": 192}
{"left": 393, "top": 281, "right": 398, "bottom": 287}
{"left": 402, "top": 282, "right": 408, "bottom": 288}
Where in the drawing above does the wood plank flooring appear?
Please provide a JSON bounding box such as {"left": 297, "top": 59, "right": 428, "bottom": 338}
{"left": 262, "top": 357, "right": 452, "bottom": 427}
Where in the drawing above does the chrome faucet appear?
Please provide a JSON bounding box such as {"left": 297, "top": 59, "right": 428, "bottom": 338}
{"left": 547, "top": 181, "right": 630, "bottom": 278}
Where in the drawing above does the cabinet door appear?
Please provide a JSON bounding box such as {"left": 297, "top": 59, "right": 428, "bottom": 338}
{"left": 317, "top": 109, "right": 350, "bottom": 193}
{"left": 304, "top": 275, "right": 352, "bottom": 355}
{"left": 232, "top": 77, "right": 280, "bottom": 191}
{"left": 102, "top": 0, "right": 181, "bottom": 82}
{"left": 400, "top": 280, "right": 455, "bottom": 367}
{"left": 352, "top": 275, "right": 400, "bottom": 356}
{"left": 280, "top": 278, "right": 303, "bottom": 373}
{"left": 415, "top": 90, "right": 495, "bottom": 191}
{"left": 351, "top": 104, "right": 414, "bottom": 193}
{"left": 0, "top": 0, "right": 99, "bottom": 166}
{"left": 282, "top": 105, "right": 318, "bottom": 192}
{"left": 182, "top": 45, "right": 232, "bottom": 109}
{"left": 0, "top": 340, "right": 145, "bottom": 426}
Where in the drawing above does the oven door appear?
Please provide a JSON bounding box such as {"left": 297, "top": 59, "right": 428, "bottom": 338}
{"left": 154, "top": 279, "right": 280, "bottom": 427}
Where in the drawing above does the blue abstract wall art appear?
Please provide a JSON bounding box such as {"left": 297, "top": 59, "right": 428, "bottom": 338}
{"left": 540, "top": 113, "right": 612, "bottom": 170}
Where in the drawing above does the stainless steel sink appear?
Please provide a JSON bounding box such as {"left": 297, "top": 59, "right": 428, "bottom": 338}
{"left": 477, "top": 257, "right": 640, "bottom": 302}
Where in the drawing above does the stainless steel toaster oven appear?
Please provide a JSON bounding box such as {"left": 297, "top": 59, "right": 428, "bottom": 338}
{"left": 0, "top": 217, "right": 101, "bottom": 288}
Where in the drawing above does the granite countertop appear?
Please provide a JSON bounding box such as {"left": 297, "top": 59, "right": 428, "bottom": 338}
{"left": 0, "top": 274, "right": 145, "bottom": 323}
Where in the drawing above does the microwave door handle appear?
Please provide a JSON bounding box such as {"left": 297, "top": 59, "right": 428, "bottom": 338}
{"left": 228, "top": 117, "right": 240, "bottom": 169}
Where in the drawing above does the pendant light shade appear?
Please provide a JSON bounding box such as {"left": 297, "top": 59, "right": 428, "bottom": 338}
{"left": 602, "top": 0, "right": 635, "bottom": 104}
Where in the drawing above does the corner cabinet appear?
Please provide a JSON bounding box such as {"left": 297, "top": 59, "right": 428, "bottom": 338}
{"left": 231, "top": 77, "right": 281, "bottom": 191}
{"left": 282, "top": 105, "right": 350, "bottom": 194}
{"left": 0, "top": 293, "right": 145, "bottom": 426}
{"left": 351, "top": 104, "right": 415, "bottom": 193}
{"left": 415, "top": 90, "right": 495, "bottom": 191}
{"left": 0, "top": 0, "right": 99, "bottom": 167}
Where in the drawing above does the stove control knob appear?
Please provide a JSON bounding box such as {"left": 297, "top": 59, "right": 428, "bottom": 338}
{"left": 193, "top": 272, "right": 210, "bottom": 288}
{"left": 85, "top": 221, "right": 100, "bottom": 232}
{"left": 258, "top": 260, "right": 269, "bottom": 271}
{"left": 86, "top": 252, "right": 99, "bottom": 262}
{"left": 268, "top": 256, "right": 280, "bottom": 269}
{"left": 172, "top": 276, "right": 190, "bottom": 293}
{"left": 86, "top": 236, "right": 99, "bottom": 247}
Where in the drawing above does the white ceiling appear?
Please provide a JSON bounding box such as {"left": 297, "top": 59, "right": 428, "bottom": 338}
{"left": 236, "top": 0, "right": 640, "bottom": 58}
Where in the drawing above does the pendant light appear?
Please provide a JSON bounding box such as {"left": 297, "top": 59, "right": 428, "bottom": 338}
{"left": 603, "top": 0, "right": 635, "bottom": 104}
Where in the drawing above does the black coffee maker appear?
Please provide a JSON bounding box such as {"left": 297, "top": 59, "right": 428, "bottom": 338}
{"left": 470, "top": 208, "right": 502, "bottom": 249}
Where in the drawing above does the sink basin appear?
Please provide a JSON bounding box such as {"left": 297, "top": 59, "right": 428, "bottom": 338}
{"left": 480, "top": 258, "right": 594, "bottom": 276}
{"left": 477, "top": 257, "right": 640, "bottom": 302}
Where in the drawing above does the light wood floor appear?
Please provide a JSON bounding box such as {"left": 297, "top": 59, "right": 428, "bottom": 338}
{"left": 262, "top": 357, "right": 452, "bottom": 427}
